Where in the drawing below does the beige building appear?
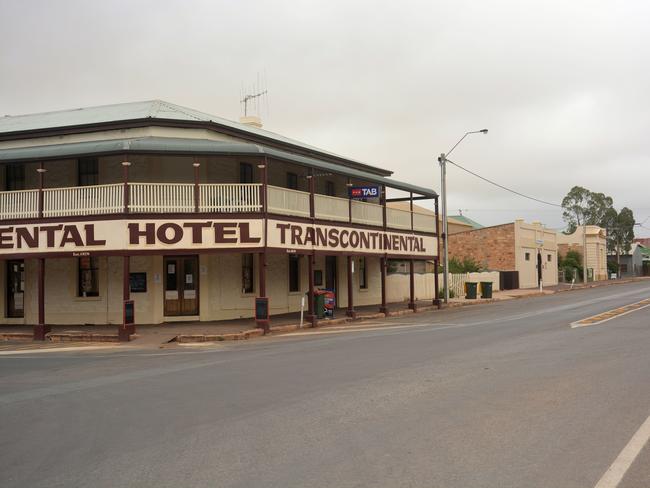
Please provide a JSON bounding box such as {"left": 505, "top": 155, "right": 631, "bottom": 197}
{"left": 386, "top": 202, "right": 473, "bottom": 236}
{"left": 0, "top": 100, "right": 439, "bottom": 340}
{"left": 557, "top": 226, "right": 608, "bottom": 281}
{"left": 448, "top": 219, "right": 558, "bottom": 288}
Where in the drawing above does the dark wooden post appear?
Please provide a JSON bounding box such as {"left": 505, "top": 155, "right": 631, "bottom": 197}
{"left": 347, "top": 177, "right": 352, "bottom": 223}
{"left": 408, "top": 259, "right": 416, "bottom": 311}
{"left": 122, "top": 159, "right": 131, "bottom": 213}
{"left": 434, "top": 195, "right": 441, "bottom": 307}
{"left": 379, "top": 185, "right": 388, "bottom": 315}
{"left": 34, "top": 164, "right": 49, "bottom": 340}
{"left": 33, "top": 258, "right": 49, "bottom": 340}
{"left": 119, "top": 255, "right": 133, "bottom": 341}
{"left": 409, "top": 192, "right": 414, "bottom": 231}
{"left": 257, "top": 157, "right": 270, "bottom": 332}
{"left": 346, "top": 255, "right": 355, "bottom": 318}
{"left": 380, "top": 261, "right": 387, "bottom": 317}
{"left": 307, "top": 169, "right": 317, "bottom": 326}
{"left": 193, "top": 160, "right": 200, "bottom": 212}
{"left": 37, "top": 163, "right": 46, "bottom": 218}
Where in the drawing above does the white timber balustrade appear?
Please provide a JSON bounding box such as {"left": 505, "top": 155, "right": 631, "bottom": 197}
{"left": 43, "top": 184, "right": 123, "bottom": 217}
{"left": 267, "top": 185, "right": 311, "bottom": 217}
{"left": 314, "top": 194, "right": 349, "bottom": 222}
{"left": 351, "top": 200, "right": 383, "bottom": 226}
{"left": 199, "top": 183, "right": 261, "bottom": 213}
{"left": 0, "top": 189, "right": 39, "bottom": 219}
{"left": 129, "top": 183, "right": 194, "bottom": 213}
{"left": 386, "top": 207, "right": 412, "bottom": 230}
{"left": 413, "top": 212, "right": 436, "bottom": 233}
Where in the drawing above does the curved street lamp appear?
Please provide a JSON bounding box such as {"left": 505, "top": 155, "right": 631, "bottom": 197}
{"left": 439, "top": 129, "right": 488, "bottom": 303}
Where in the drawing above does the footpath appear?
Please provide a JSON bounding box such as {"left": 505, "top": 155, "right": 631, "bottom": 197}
{"left": 1, "top": 276, "right": 649, "bottom": 352}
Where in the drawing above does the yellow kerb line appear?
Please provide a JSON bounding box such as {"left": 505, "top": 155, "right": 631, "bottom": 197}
{"left": 571, "top": 298, "right": 650, "bottom": 328}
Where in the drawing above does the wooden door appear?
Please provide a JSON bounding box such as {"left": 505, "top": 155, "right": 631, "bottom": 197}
{"left": 164, "top": 256, "right": 199, "bottom": 316}
{"left": 325, "top": 256, "right": 337, "bottom": 306}
{"left": 6, "top": 260, "right": 25, "bottom": 318}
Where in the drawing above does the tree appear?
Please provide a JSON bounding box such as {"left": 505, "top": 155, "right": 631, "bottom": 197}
{"left": 561, "top": 186, "right": 614, "bottom": 234}
{"left": 449, "top": 256, "right": 482, "bottom": 273}
{"left": 608, "top": 207, "right": 635, "bottom": 275}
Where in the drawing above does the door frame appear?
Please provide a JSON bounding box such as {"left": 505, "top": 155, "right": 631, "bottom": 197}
{"left": 6, "top": 259, "right": 25, "bottom": 318}
{"left": 163, "top": 255, "right": 200, "bottom": 317}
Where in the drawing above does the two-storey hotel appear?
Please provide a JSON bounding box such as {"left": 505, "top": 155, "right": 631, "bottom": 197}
{"left": 0, "top": 101, "right": 439, "bottom": 340}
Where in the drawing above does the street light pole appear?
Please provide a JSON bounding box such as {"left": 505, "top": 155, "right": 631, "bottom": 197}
{"left": 438, "top": 129, "right": 488, "bottom": 304}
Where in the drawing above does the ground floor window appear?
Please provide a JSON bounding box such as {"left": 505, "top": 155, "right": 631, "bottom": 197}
{"left": 289, "top": 255, "right": 300, "bottom": 292}
{"left": 78, "top": 256, "right": 99, "bottom": 297}
{"left": 242, "top": 254, "right": 254, "bottom": 294}
{"left": 359, "top": 257, "right": 367, "bottom": 289}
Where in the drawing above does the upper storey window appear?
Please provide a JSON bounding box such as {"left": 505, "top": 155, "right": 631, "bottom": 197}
{"left": 5, "top": 164, "right": 24, "bottom": 191}
{"left": 78, "top": 157, "right": 98, "bottom": 186}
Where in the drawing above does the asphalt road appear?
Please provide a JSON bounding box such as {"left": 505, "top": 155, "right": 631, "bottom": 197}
{"left": 2, "top": 282, "right": 650, "bottom": 488}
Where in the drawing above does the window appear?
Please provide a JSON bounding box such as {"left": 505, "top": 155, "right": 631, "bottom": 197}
{"left": 547, "top": 254, "right": 552, "bottom": 262}
{"left": 620, "top": 263, "right": 628, "bottom": 273}
{"left": 240, "top": 163, "right": 253, "bottom": 183}
{"left": 289, "top": 255, "right": 300, "bottom": 292}
{"left": 359, "top": 257, "right": 367, "bottom": 289}
{"left": 78, "top": 157, "right": 98, "bottom": 186}
{"left": 287, "top": 172, "right": 298, "bottom": 190}
{"left": 525, "top": 252, "right": 531, "bottom": 261}
{"left": 326, "top": 181, "right": 335, "bottom": 196}
{"left": 78, "top": 256, "right": 99, "bottom": 297}
{"left": 242, "top": 254, "right": 254, "bottom": 294}
{"left": 6, "top": 164, "right": 24, "bottom": 191}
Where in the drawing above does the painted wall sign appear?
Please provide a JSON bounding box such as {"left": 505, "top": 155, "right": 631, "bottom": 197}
{"left": 267, "top": 219, "right": 436, "bottom": 257}
{"left": 349, "top": 186, "right": 380, "bottom": 199}
{"left": 0, "top": 218, "right": 436, "bottom": 258}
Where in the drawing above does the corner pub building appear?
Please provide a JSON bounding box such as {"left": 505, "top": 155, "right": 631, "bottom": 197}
{"left": 0, "top": 100, "right": 439, "bottom": 340}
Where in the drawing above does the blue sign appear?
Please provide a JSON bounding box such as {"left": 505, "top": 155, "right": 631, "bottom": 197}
{"left": 349, "top": 186, "right": 380, "bottom": 199}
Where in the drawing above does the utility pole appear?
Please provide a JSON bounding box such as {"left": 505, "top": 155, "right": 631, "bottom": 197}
{"left": 438, "top": 129, "right": 488, "bottom": 304}
{"left": 439, "top": 153, "right": 449, "bottom": 303}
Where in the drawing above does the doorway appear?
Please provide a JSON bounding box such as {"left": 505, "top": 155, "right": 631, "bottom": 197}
{"left": 164, "top": 256, "right": 199, "bottom": 316}
{"left": 325, "top": 256, "right": 337, "bottom": 306}
{"left": 6, "top": 260, "right": 25, "bottom": 318}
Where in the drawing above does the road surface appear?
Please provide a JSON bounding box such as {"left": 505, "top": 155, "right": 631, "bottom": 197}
{"left": 2, "top": 282, "right": 650, "bottom": 487}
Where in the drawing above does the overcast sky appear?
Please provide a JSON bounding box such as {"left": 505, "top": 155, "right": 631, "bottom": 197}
{"left": 1, "top": 0, "right": 649, "bottom": 236}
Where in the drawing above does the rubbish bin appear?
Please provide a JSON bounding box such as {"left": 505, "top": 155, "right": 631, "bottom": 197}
{"left": 313, "top": 291, "right": 326, "bottom": 319}
{"left": 465, "top": 282, "right": 478, "bottom": 299}
{"left": 480, "top": 281, "right": 493, "bottom": 299}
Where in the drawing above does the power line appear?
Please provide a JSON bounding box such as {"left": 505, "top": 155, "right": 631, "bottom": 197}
{"left": 445, "top": 158, "right": 562, "bottom": 208}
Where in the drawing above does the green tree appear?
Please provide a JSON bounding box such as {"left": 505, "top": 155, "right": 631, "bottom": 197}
{"left": 608, "top": 207, "right": 635, "bottom": 275}
{"left": 561, "top": 186, "right": 614, "bottom": 234}
{"left": 449, "top": 256, "right": 482, "bottom": 273}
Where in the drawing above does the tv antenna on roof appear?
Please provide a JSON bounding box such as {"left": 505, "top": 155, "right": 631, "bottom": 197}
{"left": 240, "top": 72, "right": 269, "bottom": 117}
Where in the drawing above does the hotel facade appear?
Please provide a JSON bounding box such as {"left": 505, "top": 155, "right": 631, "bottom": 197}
{"left": 0, "top": 101, "right": 439, "bottom": 340}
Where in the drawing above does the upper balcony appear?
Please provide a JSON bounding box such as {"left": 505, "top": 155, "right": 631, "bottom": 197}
{"left": 0, "top": 182, "right": 437, "bottom": 233}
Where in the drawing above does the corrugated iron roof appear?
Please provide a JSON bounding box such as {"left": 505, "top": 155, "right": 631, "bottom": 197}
{"left": 0, "top": 136, "right": 437, "bottom": 197}
{"left": 0, "top": 100, "right": 391, "bottom": 176}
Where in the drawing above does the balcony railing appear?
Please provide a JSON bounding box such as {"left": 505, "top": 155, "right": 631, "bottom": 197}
{"left": 0, "top": 182, "right": 436, "bottom": 233}
{"left": 267, "top": 185, "right": 310, "bottom": 218}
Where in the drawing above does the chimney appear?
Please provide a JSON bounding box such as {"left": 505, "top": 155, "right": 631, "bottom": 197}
{"left": 239, "top": 115, "right": 263, "bottom": 128}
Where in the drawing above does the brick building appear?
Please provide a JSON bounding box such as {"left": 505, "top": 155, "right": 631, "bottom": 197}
{"left": 448, "top": 219, "right": 558, "bottom": 288}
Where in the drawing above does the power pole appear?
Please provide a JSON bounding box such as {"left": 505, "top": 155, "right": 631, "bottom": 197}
{"left": 439, "top": 153, "right": 449, "bottom": 303}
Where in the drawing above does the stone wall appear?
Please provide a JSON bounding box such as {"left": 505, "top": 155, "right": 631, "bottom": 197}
{"left": 447, "top": 223, "right": 516, "bottom": 271}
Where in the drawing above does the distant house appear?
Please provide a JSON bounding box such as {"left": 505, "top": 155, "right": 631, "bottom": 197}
{"left": 448, "top": 215, "right": 484, "bottom": 230}
{"left": 386, "top": 202, "right": 474, "bottom": 235}
{"left": 557, "top": 226, "right": 608, "bottom": 281}
{"left": 448, "top": 219, "right": 558, "bottom": 289}
{"left": 633, "top": 237, "right": 650, "bottom": 247}
{"left": 609, "top": 243, "right": 649, "bottom": 277}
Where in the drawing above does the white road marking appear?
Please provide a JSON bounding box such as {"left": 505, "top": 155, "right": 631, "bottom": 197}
{"left": 594, "top": 414, "right": 650, "bottom": 488}
{"left": 0, "top": 345, "right": 120, "bottom": 355}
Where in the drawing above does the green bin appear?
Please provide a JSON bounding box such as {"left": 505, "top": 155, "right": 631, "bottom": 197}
{"left": 314, "top": 292, "right": 326, "bottom": 319}
{"left": 465, "top": 282, "right": 478, "bottom": 299}
{"left": 480, "top": 281, "right": 493, "bottom": 299}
